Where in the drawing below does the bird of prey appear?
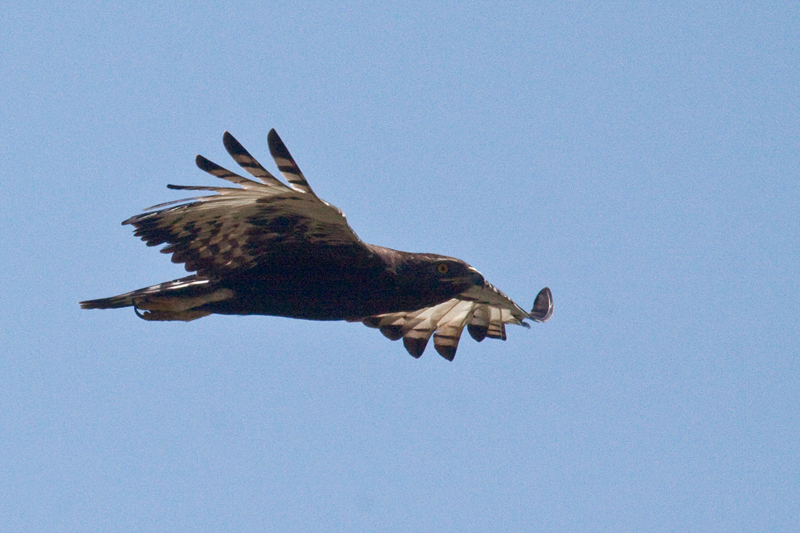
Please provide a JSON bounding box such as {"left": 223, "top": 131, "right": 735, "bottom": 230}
{"left": 81, "top": 130, "right": 552, "bottom": 360}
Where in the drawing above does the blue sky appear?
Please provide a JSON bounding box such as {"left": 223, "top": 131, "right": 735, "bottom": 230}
{"left": 3, "top": 2, "right": 798, "bottom": 531}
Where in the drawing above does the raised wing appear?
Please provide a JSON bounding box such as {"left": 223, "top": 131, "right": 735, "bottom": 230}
{"left": 123, "top": 130, "right": 367, "bottom": 277}
{"left": 361, "top": 284, "right": 553, "bottom": 361}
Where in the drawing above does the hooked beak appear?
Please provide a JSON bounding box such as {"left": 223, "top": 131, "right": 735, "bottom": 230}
{"left": 446, "top": 267, "right": 484, "bottom": 287}
{"left": 468, "top": 268, "right": 485, "bottom": 287}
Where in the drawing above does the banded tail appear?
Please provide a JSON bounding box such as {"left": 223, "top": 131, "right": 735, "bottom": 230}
{"left": 80, "top": 275, "right": 230, "bottom": 321}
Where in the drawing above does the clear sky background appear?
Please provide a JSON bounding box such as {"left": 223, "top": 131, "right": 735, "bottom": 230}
{"left": 3, "top": 2, "right": 798, "bottom": 531}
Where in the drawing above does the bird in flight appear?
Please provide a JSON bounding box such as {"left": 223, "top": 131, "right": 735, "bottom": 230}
{"left": 81, "top": 130, "right": 552, "bottom": 360}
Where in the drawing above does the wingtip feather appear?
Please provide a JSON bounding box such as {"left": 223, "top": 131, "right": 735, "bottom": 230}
{"left": 403, "top": 337, "right": 427, "bottom": 358}
{"left": 531, "top": 287, "right": 554, "bottom": 322}
{"left": 434, "top": 344, "right": 457, "bottom": 361}
{"left": 467, "top": 324, "right": 488, "bottom": 342}
{"left": 267, "top": 129, "right": 288, "bottom": 159}
{"left": 195, "top": 154, "right": 213, "bottom": 171}
{"left": 222, "top": 131, "right": 241, "bottom": 154}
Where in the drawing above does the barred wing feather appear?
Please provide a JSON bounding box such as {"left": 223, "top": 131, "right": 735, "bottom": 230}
{"left": 122, "top": 130, "right": 365, "bottom": 277}
{"left": 361, "top": 282, "right": 547, "bottom": 361}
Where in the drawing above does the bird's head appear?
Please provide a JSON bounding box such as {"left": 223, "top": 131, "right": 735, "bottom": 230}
{"left": 394, "top": 254, "right": 485, "bottom": 303}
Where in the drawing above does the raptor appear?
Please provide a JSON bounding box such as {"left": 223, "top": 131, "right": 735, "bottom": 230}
{"left": 81, "top": 130, "right": 552, "bottom": 360}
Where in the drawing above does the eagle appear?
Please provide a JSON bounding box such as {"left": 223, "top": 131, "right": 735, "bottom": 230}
{"left": 81, "top": 130, "right": 553, "bottom": 360}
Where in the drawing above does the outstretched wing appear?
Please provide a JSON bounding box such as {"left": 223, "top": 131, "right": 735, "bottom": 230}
{"left": 361, "top": 284, "right": 553, "bottom": 361}
{"left": 123, "top": 129, "right": 368, "bottom": 277}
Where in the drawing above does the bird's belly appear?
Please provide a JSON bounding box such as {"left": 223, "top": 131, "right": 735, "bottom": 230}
{"left": 207, "top": 272, "right": 406, "bottom": 320}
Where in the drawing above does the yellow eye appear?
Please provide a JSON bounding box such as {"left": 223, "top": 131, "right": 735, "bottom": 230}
{"left": 437, "top": 263, "right": 449, "bottom": 274}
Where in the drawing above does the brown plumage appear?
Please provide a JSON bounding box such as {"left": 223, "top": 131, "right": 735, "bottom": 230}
{"left": 81, "top": 130, "right": 552, "bottom": 360}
